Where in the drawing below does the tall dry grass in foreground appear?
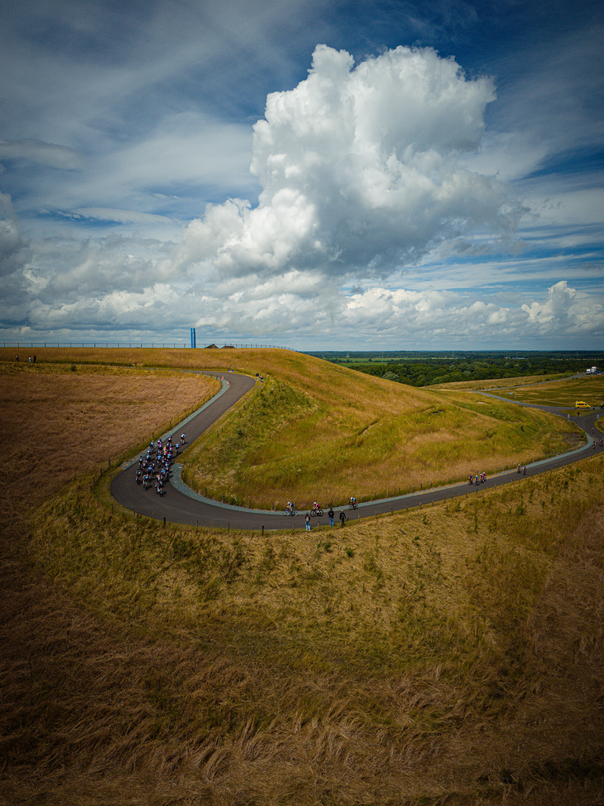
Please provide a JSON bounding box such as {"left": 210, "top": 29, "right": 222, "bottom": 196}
{"left": 1, "top": 352, "right": 603, "bottom": 804}
{"left": 8, "top": 455, "right": 604, "bottom": 805}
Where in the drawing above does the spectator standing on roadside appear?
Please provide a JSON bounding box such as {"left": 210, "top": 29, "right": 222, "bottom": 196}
{"left": 328, "top": 506, "right": 334, "bottom": 526}
{"left": 339, "top": 510, "right": 347, "bottom": 527}
{"left": 305, "top": 512, "right": 311, "bottom": 531}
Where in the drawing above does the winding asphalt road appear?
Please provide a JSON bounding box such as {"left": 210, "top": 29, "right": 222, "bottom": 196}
{"left": 110, "top": 372, "right": 603, "bottom": 531}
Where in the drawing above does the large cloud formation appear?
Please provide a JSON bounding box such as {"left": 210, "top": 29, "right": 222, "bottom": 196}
{"left": 343, "top": 282, "right": 604, "bottom": 343}
{"left": 4, "top": 42, "right": 602, "bottom": 347}
{"left": 179, "top": 45, "right": 519, "bottom": 284}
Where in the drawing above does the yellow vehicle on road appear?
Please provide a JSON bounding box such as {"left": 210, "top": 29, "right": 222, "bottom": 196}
{"left": 575, "top": 400, "right": 591, "bottom": 409}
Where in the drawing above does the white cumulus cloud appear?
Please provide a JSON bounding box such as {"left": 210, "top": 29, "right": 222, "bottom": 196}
{"left": 522, "top": 280, "right": 604, "bottom": 336}
{"left": 3, "top": 34, "right": 601, "bottom": 350}
{"left": 179, "top": 44, "right": 521, "bottom": 284}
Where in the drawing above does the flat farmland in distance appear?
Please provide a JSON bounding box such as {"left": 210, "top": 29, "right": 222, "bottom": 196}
{"left": 493, "top": 374, "right": 604, "bottom": 408}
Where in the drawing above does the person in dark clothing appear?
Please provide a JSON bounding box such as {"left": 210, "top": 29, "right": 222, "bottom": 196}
{"left": 339, "top": 510, "right": 347, "bottom": 526}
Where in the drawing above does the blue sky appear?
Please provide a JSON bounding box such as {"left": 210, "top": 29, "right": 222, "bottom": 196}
{"left": 0, "top": 0, "right": 602, "bottom": 350}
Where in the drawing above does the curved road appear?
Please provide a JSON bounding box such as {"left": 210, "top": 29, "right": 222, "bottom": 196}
{"left": 111, "top": 372, "right": 604, "bottom": 530}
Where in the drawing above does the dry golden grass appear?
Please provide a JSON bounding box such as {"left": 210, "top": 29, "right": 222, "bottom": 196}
{"left": 435, "top": 371, "right": 604, "bottom": 411}
{"left": 0, "top": 362, "right": 219, "bottom": 517}
{"left": 2, "top": 349, "right": 604, "bottom": 805}
{"left": 432, "top": 373, "right": 567, "bottom": 391}
{"left": 1, "top": 345, "right": 313, "bottom": 376}
{"left": 495, "top": 374, "right": 604, "bottom": 408}
{"left": 10, "top": 453, "right": 604, "bottom": 805}
{"left": 0, "top": 349, "right": 582, "bottom": 509}
{"left": 184, "top": 381, "right": 579, "bottom": 509}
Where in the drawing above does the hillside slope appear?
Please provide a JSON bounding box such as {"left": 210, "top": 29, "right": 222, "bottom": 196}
{"left": 179, "top": 350, "right": 580, "bottom": 508}
{"left": 0, "top": 347, "right": 581, "bottom": 509}
{"left": 1, "top": 352, "right": 603, "bottom": 805}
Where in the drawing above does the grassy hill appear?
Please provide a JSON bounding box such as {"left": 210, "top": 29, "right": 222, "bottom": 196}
{"left": 178, "top": 350, "right": 580, "bottom": 509}
{"left": 1, "top": 349, "right": 603, "bottom": 805}
{"left": 1, "top": 346, "right": 581, "bottom": 509}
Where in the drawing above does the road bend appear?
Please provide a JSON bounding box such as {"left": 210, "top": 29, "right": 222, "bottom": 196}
{"left": 110, "top": 373, "right": 604, "bottom": 531}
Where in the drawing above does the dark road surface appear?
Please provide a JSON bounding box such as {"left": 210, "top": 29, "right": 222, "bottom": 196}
{"left": 111, "top": 373, "right": 603, "bottom": 531}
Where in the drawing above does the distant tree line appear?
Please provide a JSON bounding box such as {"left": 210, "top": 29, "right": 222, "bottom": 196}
{"left": 320, "top": 354, "right": 602, "bottom": 388}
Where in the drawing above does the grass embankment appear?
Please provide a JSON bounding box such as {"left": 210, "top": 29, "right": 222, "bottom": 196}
{"left": 432, "top": 373, "right": 569, "bottom": 391}
{"left": 493, "top": 374, "right": 604, "bottom": 409}
{"left": 0, "top": 345, "right": 297, "bottom": 374}
{"left": 179, "top": 356, "right": 580, "bottom": 509}
{"left": 2, "top": 351, "right": 604, "bottom": 804}
{"left": 0, "top": 361, "right": 220, "bottom": 512}
{"left": 2, "top": 346, "right": 580, "bottom": 511}
{"left": 11, "top": 438, "right": 604, "bottom": 803}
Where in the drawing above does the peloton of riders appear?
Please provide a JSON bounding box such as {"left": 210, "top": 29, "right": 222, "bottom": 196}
{"left": 135, "top": 433, "right": 183, "bottom": 495}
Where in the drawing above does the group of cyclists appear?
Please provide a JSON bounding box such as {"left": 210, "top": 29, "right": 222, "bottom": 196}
{"left": 285, "top": 501, "right": 327, "bottom": 516}
{"left": 135, "top": 432, "right": 185, "bottom": 495}
{"left": 285, "top": 497, "right": 358, "bottom": 519}
{"left": 132, "top": 426, "right": 604, "bottom": 512}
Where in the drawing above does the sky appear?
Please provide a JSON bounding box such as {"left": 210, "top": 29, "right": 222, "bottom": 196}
{"left": 0, "top": 0, "right": 603, "bottom": 351}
